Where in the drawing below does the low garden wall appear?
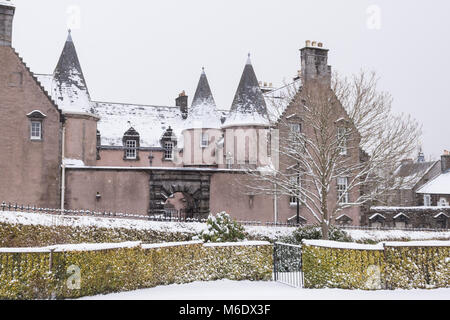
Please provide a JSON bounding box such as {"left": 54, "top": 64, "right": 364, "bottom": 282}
{"left": 302, "top": 240, "right": 450, "bottom": 290}
{"left": 0, "top": 241, "right": 272, "bottom": 300}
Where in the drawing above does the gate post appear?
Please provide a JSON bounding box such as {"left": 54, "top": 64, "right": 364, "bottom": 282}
{"left": 273, "top": 243, "right": 277, "bottom": 281}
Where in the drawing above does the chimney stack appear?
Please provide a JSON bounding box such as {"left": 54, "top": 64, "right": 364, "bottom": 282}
{"left": 0, "top": 0, "right": 15, "bottom": 47}
{"left": 176, "top": 91, "right": 188, "bottom": 119}
{"left": 300, "top": 40, "right": 331, "bottom": 84}
{"left": 441, "top": 151, "right": 450, "bottom": 173}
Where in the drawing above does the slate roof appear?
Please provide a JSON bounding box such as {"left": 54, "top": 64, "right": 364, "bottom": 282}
{"left": 183, "top": 69, "right": 221, "bottom": 130}
{"left": 52, "top": 30, "right": 93, "bottom": 113}
{"left": 36, "top": 34, "right": 300, "bottom": 148}
{"left": 394, "top": 161, "right": 438, "bottom": 190}
{"left": 222, "top": 56, "right": 270, "bottom": 128}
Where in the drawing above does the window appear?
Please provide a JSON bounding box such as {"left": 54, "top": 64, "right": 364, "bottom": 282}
{"left": 289, "top": 123, "right": 301, "bottom": 140}
{"left": 438, "top": 198, "right": 449, "bottom": 207}
{"left": 125, "top": 140, "right": 137, "bottom": 159}
{"left": 289, "top": 175, "right": 302, "bottom": 206}
{"left": 30, "top": 121, "right": 42, "bottom": 140}
{"left": 201, "top": 133, "right": 209, "bottom": 148}
{"left": 165, "top": 141, "right": 174, "bottom": 160}
{"left": 337, "top": 177, "right": 349, "bottom": 204}
{"left": 423, "top": 194, "right": 431, "bottom": 206}
{"left": 338, "top": 127, "right": 347, "bottom": 155}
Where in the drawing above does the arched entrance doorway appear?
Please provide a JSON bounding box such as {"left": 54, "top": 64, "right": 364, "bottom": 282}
{"left": 163, "top": 192, "right": 197, "bottom": 219}
{"left": 149, "top": 169, "right": 212, "bottom": 219}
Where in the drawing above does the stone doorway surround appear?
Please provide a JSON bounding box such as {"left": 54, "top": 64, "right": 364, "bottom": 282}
{"left": 149, "top": 169, "right": 212, "bottom": 218}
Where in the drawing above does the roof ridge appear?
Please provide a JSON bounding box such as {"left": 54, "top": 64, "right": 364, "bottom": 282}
{"left": 93, "top": 100, "right": 179, "bottom": 109}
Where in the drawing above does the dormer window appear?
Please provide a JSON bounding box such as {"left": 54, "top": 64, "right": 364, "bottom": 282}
{"left": 122, "top": 127, "right": 140, "bottom": 161}
{"left": 165, "top": 141, "right": 174, "bottom": 160}
{"left": 125, "top": 140, "right": 137, "bottom": 159}
{"left": 161, "top": 127, "right": 177, "bottom": 161}
{"left": 27, "top": 110, "right": 46, "bottom": 141}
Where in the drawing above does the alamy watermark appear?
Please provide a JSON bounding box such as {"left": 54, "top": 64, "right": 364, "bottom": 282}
{"left": 67, "top": 265, "right": 81, "bottom": 290}
{"left": 169, "top": 125, "right": 280, "bottom": 171}
{"left": 366, "top": 5, "right": 382, "bottom": 30}
{"left": 66, "top": 5, "right": 81, "bottom": 30}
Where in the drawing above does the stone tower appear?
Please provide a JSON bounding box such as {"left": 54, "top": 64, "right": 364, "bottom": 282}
{"left": 300, "top": 40, "right": 331, "bottom": 84}
{"left": 0, "top": 0, "right": 15, "bottom": 47}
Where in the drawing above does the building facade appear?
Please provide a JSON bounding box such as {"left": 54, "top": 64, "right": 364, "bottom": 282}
{"left": 0, "top": 3, "right": 362, "bottom": 225}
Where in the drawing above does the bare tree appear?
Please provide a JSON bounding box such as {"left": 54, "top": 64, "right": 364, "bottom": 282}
{"left": 247, "top": 71, "right": 421, "bottom": 239}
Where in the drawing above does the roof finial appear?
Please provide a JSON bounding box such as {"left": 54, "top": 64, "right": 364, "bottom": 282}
{"left": 202, "top": 66, "right": 205, "bottom": 74}
{"left": 246, "top": 53, "right": 252, "bottom": 65}
{"left": 67, "top": 29, "right": 73, "bottom": 42}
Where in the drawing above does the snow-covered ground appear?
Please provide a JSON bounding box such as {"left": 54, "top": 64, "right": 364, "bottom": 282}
{"left": 344, "top": 228, "right": 450, "bottom": 242}
{"left": 79, "top": 280, "right": 450, "bottom": 300}
{"left": 1, "top": 211, "right": 449, "bottom": 243}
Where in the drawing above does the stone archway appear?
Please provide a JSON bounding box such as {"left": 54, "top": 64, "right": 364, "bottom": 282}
{"left": 149, "top": 170, "right": 212, "bottom": 218}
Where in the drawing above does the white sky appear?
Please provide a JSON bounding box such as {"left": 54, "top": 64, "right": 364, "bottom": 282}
{"left": 9, "top": 0, "right": 450, "bottom": 160}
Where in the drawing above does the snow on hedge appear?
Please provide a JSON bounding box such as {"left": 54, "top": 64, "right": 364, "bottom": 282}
{"left": 203, "top": 241, "right": 270, "bottom": 247}
{"left": 0, "top": 211, "right": 205, "bottom": 234}
{"left": 303, "top": 239, "right": 450, "bottom": 250}
{"left": 303, "top": 240, "right": 384, "bottom": 250}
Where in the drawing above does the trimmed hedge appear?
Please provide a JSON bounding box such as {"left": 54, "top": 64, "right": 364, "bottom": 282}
{"left": 384, "top": 245, "right": 450, "bottom": 289}
{"left": 0, "top": 241, "right": 273, "bottom": 300}
{"left": 0, "top": 222, "right": 193, "bottom": 248}
{"left": 302, "top": 240, "right": 450, "bottom": 290}
{"left": 302, "top": 245, "right": 385, "bottom": 290}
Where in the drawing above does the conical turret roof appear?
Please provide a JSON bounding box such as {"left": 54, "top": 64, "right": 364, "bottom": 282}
{"left": 53, "top": 30, "right": 93, "bottom": 113}
{"left": 184, "top": 69, "right": 221, "bottom": 130}
{"left": 223, "top": 55, "right": 269, "bottom": 128}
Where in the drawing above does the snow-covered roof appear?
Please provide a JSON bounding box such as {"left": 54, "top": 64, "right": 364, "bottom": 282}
{"left": 52, "top": 31, "right": 93, "bottom": 114}
{"left": 336, "top": 214, "right": 353, "bottom": 221}
{"left": 369, "top": 213, "right": 386, "bottom": 220}
{"left": 0, "top": 0, "right": 14, "bottom": 8}
{"left": 184, "top": 69, "right": 221, "bottom": 130}
{"left": 417, "top": 171, "right": 450, "bottom": 195}
{"left": 433, "top": 212, "right": 449, "bottom": 219}
{"left": 222, "top": 56, "right": 270, "bottom": 128}
{"left": 393, "top": 212, "right": 409, "bottom": 220}
{"left": 35, "top": 33, "right": 307, "bottom": 147}
{"left": 93, "top": 101, "right": 185, "bottom": 148}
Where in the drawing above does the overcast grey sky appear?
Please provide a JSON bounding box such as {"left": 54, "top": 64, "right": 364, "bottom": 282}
{"left": 10, "top": 0, "right": 450, "bottom": 160}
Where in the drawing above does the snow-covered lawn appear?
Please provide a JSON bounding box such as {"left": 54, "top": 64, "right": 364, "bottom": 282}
{"left": 79, "top": 280, "right": 450, "bottom": 300}
{"left": 1, "top": 211, "right": 449, "bottom": 242}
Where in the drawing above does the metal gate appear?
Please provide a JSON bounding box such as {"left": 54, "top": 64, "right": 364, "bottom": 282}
{"left": 273, "top": 242, "right": 303, "bottom": 288}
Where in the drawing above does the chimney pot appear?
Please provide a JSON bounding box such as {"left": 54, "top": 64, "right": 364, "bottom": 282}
{"left": 305, "top": 40, "right": 311, "bottom": 47}
{"left": 318, "top": 42, "right": 323, "bottom": 48}
{"left": 312, "top": 41, "right": 317, "bottom": 47}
